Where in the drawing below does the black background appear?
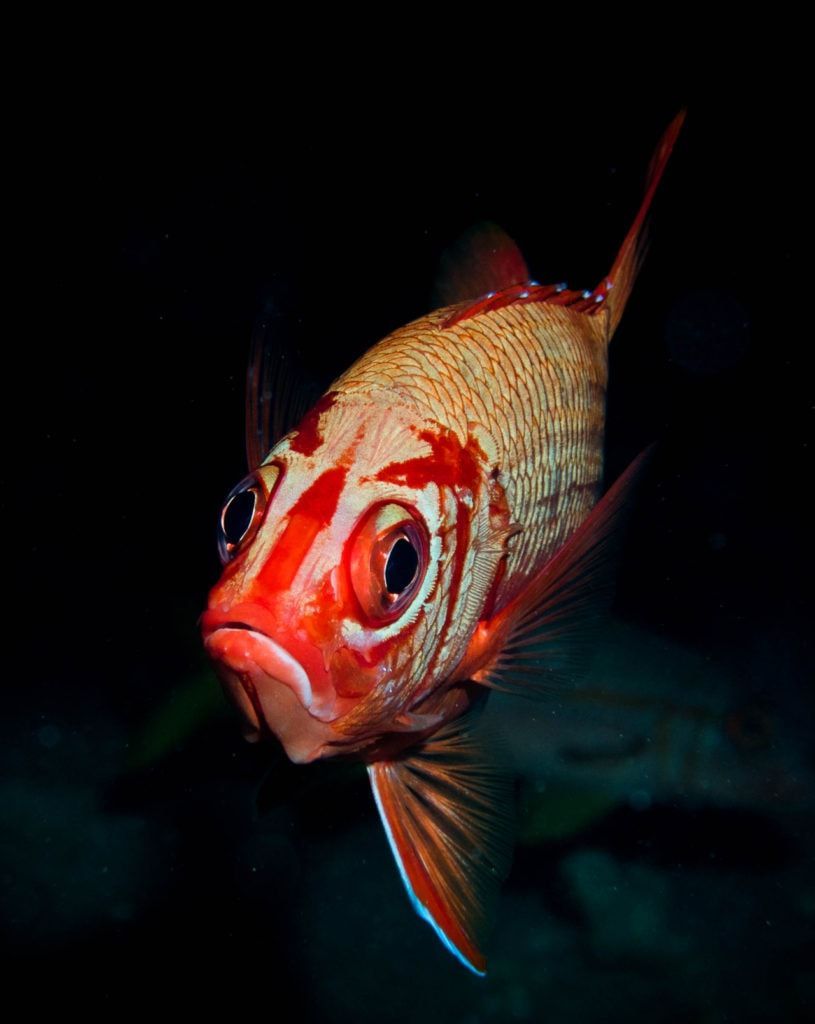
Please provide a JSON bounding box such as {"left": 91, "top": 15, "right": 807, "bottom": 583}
{"left": 5, "top": 65, "right": 813, "bottom": 1020}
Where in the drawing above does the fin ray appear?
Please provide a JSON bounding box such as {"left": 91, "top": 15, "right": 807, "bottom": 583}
{"left": 597, "top": 110, "right": 686, "bottom": 338}
{"left": 443, "top": 112, "right": 685, "bottom": 334}
{"left": 480, "top": 448, "right": 654, "bottom": 698}
{"left": 245, "top": 309, "right": 324, "bottom": 469}
{"left": 368, "top": 711, "right": 513, "bottom": 975}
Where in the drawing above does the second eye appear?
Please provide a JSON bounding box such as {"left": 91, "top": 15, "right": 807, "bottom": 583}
{"left": 348, "top": 503, "right": 427, "bottom": 623}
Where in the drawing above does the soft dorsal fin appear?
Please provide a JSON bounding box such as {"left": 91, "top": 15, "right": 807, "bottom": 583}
{"left": 245, "top": 310, "right": 324, "bottom": 469}
{"left": 368, "top": 710, "right": 513, "bottom": 975}
{"left": 443, "top": 112, "right": 685, "bottom": 333}
{"left": 433, "top": 222, "right": 529, "bottom": 308}
{"left": 594, "top": 109, "right": 686, "bottom": 339}
{"left": 472, "top": 447, "right": 654, "bottom": 698}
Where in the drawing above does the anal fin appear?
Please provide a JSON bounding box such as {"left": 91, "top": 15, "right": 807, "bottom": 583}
{"left": 368, "top": 710, "right": 513, "bottom": 975}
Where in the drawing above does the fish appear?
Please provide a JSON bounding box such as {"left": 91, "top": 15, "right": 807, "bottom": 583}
{"left": 200, "top": 113, "right": 685, "bottom": 974}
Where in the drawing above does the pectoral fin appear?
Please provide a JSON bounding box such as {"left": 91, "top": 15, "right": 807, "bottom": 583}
{"left": 475, "top": 447, "right": 654, "bottom": 698}
{"left": 367, "top": 710, "right": 513, "bottom": 975}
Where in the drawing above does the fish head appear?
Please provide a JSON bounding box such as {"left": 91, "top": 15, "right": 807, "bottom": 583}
{"left": 201, "top": 391, "right": 506, "bottom": 763}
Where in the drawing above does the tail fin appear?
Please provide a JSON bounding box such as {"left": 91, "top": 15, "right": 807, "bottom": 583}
{"left": 597, "top": 110, "right": 686, "bottom": 340}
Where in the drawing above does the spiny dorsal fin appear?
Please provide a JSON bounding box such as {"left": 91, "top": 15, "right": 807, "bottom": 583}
{"left": 368, "top": 709, "right": 513, "bottom": 975}
{"left": 442, "top": 113, "right": 685, "bottom": 333}
{"left": 442, "top": 279, "right": 607, "bottom": 328}
{"left": 476, "top": 448, "right": 654, "bottom": 699}
{"left": 433, "top": 221, "right": 529, "bottom": 308}
{"left": 246, "top": 308, "right": 324, "bottom": 470}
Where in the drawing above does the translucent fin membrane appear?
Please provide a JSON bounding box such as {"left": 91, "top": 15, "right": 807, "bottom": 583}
{"left": 483, "top": 448, "right": 654, "bottom": 699}
{"left": 246, "top": 315, "right": 323, "bottom": 470}
{"left": 368, "top": 710, "right": 513, "bottom": 974}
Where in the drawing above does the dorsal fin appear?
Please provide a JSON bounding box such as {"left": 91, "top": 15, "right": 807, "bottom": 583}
{"left": 594, "top": 109, "right": 686, "bottom": 339}
{"left": 245, "top": 308, "right": 324, "bottom": 470}
{"left": 442, "top": 112, "right": 685, "bottom": 333}
{"left": 433, "top": 222, "right": 529, "bottom": 307}
{"left": 443, "top": 280, "right": 606, "bottom": 329}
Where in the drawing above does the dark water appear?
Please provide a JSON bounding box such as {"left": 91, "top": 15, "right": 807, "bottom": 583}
{"left": 6, "top": 83, "right": 812, "bottom": 1021}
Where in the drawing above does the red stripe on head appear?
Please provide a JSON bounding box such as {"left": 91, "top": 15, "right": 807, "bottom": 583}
{"left": 254, "top": 465, "right": 348, "bottom": 595}
{"left": 374, "top": 426, "right": 486, "bottom": 702}
{"left": 375, "top": 427, "right": 486, "bottom": 494}
{"left": 289, "top": 391, "right": 338, "bottom": 457}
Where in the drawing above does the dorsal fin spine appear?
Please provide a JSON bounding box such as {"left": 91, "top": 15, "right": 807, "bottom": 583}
{"left": 441, "top": 112, "right": 685, "bottom": 334}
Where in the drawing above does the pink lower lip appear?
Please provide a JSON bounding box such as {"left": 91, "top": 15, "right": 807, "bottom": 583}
{"left": 204, "top": 627, "right": 314, "bottom": 710}
{"left": 204, "top": 625, "right": 338, "bottom": 763}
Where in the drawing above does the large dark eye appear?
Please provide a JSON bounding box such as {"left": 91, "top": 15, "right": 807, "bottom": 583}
{"left": 385, "top": 537, "right": 419, "bottom": 594}
{"left": 348, "top": 503, "right": 427, "bottom": 623}
{"left": 217, "top": 464, "right": 280, "bottom": 564}
{"left": 221, "top": 484, "right": 260, "bottom": 552}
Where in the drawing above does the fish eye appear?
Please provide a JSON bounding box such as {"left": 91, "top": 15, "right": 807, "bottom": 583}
{"left": 348, "top": 503, "right": 427, "bottom": 623}
{"left": 217, "top": 463, "right": 280, "bottom": 564}
{"left": 385, "top": 537, "right": 419, "bottom": 595}
{"left": 221, "top": 485, "right": 260, "bottom": 550}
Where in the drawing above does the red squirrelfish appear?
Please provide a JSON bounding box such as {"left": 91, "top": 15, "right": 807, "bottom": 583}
{"left": 201, "top": 114, "right": 685, "bottom": 974}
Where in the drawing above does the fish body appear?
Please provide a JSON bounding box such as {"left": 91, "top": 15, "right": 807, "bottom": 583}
{"left": 202, "top": 114, "right": 685, "bottom": 972}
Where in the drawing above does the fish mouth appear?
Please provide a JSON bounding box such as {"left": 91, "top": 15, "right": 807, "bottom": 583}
{"left": 204, "top": 623, "right": 314, "bottom": 712}
{"left": 201, "top": 604, "right": 343, "bottom": 762}
{"left": 205, "top": 624, "right": 338, "bottom": 762}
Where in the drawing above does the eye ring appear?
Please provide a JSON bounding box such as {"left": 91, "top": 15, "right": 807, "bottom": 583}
{"left": 217, "top": 462, "right": 281, "bottom": 564}
{"left": 347, "top": 503, "right": 427, "bottom": 624}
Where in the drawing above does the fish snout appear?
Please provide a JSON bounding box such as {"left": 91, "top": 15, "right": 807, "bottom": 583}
{"left": 204, "top": 625, "right": 314, "bottom": 710}
{"left": 201, "top": 603, "right": 339, "bottom": 761}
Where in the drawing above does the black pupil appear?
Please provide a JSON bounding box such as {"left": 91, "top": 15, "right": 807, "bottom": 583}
{"left": 385, "top": 537, "right": 418, "bottom": 594}
{"left": 223, "top": 488, "right": 257, "bottom": 546}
